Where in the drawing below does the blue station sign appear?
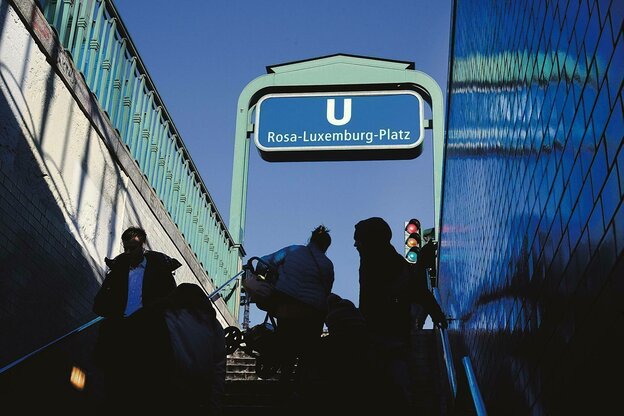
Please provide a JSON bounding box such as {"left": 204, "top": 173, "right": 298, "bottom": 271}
{"left": 253, "top": 91, "right": 425, "bottom": 161}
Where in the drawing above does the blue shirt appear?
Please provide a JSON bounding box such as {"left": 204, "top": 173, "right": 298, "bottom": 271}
{"left": 124, "top": 257, "right": 147, "bottom": 317}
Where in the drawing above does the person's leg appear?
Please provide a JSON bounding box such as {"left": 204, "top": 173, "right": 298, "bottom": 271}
{"left": 293, "top": 316, "right": 324, "bottom": 381}
{"left": 367, "top": 337, "right": 412, "bottom": 412}
{"left": 275, "top": 316, "right": 299, "bottom": 383}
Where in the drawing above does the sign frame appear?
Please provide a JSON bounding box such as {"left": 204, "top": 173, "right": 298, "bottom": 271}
{"left": 253, "top": 90, "right": 425, "bottom": 158}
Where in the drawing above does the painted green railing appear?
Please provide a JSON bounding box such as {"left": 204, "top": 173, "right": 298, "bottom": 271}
{"left": 38, "top": 0, "right": 242, "bottom": 315}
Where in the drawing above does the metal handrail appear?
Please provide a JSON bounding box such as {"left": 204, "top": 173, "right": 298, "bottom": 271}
{"left": 0, "top": 316, "right": 104, "bottom": 375}
{"left": 0, "top": 271, "right": 245, "bottom": 376}
{"left": 209, "top": 270, "right": 245, "bottom": 300}
{"left": 433, "top": 287, "right": 458, "bottom": 400}
{"left": 432, "top": 289, "right": 487, "bottom": 415}
{"left": 462, "top": 356, "right": 487, "bottom": 416}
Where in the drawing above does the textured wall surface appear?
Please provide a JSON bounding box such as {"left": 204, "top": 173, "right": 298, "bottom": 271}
{"left": 0, "top": 0, "right": 235, "bottom": 368}
{"left": 441, "top": 0, "right": 622, "bottom": 414}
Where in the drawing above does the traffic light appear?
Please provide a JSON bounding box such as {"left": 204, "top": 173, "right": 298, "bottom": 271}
{"left": 404, "top": 218, "right": 421, "bottom": 263}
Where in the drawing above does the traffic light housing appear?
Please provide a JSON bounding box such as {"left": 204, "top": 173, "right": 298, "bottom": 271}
{"left": 404, "top": 218, "right": 421, "bottom": 263}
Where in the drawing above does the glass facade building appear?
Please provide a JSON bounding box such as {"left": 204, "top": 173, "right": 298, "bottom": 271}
{"left": 440, "top": 1, "right": 622, "bottom": 414}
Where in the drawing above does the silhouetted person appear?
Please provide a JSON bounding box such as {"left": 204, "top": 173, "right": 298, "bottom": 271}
{"left": 354, "top": 217, "right": 448, "bottom": 412}
{"left": 92, "top": 226, "right": 181, "bottom": 413}
{"left": 257, "top": 225, "right": 334, "bottom": 395}
{"left": 162, "top": 283, "right": 226, "bottom": 415}
{"left": 321, "top": 292, "right": 373, "bottom": 412}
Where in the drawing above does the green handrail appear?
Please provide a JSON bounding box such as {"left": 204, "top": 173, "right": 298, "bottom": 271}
{"left": 38, "top": 0, "right": 243, "bottom": 315}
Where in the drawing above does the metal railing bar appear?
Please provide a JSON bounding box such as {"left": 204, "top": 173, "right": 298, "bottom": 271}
{"left": 101, "top": 0, "right": 238, "bottom": 248}
{"left": 433, "top": 287, "right": 458, "bottom": 400}
{"left": 0, "top": 316, "right": 104, "bottom": 375}
{"left": 209, "top": 270, "right": 244, "bottom": 300}
{"left": 440, "top": 325, "right": 458, "bottom": 399}
{"left": 462, "top": 356, "right": 487, "bottom": 416}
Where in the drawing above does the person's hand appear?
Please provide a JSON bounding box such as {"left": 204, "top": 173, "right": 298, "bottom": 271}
{"left": 433, "top": 312, "right": 448, "bottom": 329}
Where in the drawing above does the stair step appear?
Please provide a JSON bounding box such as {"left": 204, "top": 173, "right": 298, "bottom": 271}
{"left": 227, "top": 356, "right": 257, "bottom": 364}
{"left": 226, "top": 363, "right": 256, "bottom": 372}
{"left": 226, "top": 373, "right": 262, "bottom": 381}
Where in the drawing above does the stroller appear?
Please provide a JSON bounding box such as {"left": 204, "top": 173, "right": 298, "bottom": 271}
{"left": 224, "top": 257, "right": 283, "bottom": 379}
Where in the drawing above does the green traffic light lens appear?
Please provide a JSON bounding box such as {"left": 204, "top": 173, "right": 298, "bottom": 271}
{"left": 406, "top": 251, "right": 418, "bottom": 262}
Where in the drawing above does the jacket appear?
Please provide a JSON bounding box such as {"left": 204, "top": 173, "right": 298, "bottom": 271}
{"left": 93, "top": 250, "right": 181, "bottom": 318}
{"left": 260, "top": 244, "right": 334, "bottom": 312}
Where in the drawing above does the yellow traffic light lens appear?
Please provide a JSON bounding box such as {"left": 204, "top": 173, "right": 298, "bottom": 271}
{"left": 406, "top": 237, "right": 419, "bottom": 247}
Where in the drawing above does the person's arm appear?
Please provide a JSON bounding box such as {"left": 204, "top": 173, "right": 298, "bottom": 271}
{"left": 93, "top": 269, "right": 117, "bottom": 317}
{"left": 154, "top": 251, "right": 180, "bottom": 295}
{"left": 407, "top": 264, "right": 448, "bottom": 329}
{"left": 421, "top": 289, "right": 448, "bottom": 329}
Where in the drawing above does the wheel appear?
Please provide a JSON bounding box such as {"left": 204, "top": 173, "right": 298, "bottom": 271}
{"left": 255, "top": 356, "right": 280, "bottom": 379}
{"left": 224, "top": 326, "right": 242, "bottom": 355}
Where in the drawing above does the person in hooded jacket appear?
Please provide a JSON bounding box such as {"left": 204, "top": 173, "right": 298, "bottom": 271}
{"left": 354, "top": 217, "right": 448, "bottom": 412}
{"left": 92, "top": 226, "right": 181, "bottom": 413}
{"left": 162, "top": 283, "right": 226, "bottom": 415}
{"left": 256, "top": 225, "right": 334, "bottom": 393}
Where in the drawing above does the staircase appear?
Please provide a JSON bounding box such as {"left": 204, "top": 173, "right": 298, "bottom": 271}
{"left": 226, "top": 350, "right": 261, "bottom": 381}
{"left": 223, "top": 330, "right": 448, "bottom": 415}
{"left": 223, "top": 350, "right": 292, "bottom": 415}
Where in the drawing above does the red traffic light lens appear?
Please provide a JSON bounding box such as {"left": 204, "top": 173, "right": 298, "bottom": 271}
{"left": 405, "top": 219, "right": 420, "bottom": 234}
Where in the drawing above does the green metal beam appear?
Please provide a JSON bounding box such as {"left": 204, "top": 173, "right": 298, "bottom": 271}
{"left": 230, "top": 54, "right": 446, "bottom": 251}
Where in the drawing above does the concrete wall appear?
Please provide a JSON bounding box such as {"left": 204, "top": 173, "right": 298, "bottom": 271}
{"left": 0, "top": 0, "right": 237, "bottom": 368}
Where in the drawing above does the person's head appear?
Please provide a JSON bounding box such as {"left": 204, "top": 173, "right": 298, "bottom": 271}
{"left": 353, "top": 217, "right": 392, "bottom": 254}
{"left": 309, "top": 225, "right": 331, "bottom": 253}
{"left": 121, "top": 226, "right": 147, "bottom": 254}
{"left": 168, "top": 283, "right": 216, "bottom": 319}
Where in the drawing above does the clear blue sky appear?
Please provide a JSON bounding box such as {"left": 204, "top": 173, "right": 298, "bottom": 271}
{"left": 114, "top": 0, "right": 452, "bottom": 325}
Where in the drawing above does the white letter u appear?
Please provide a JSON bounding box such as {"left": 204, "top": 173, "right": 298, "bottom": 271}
{"left": 326, "top": 98, "right": 352, "bottom": 126}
